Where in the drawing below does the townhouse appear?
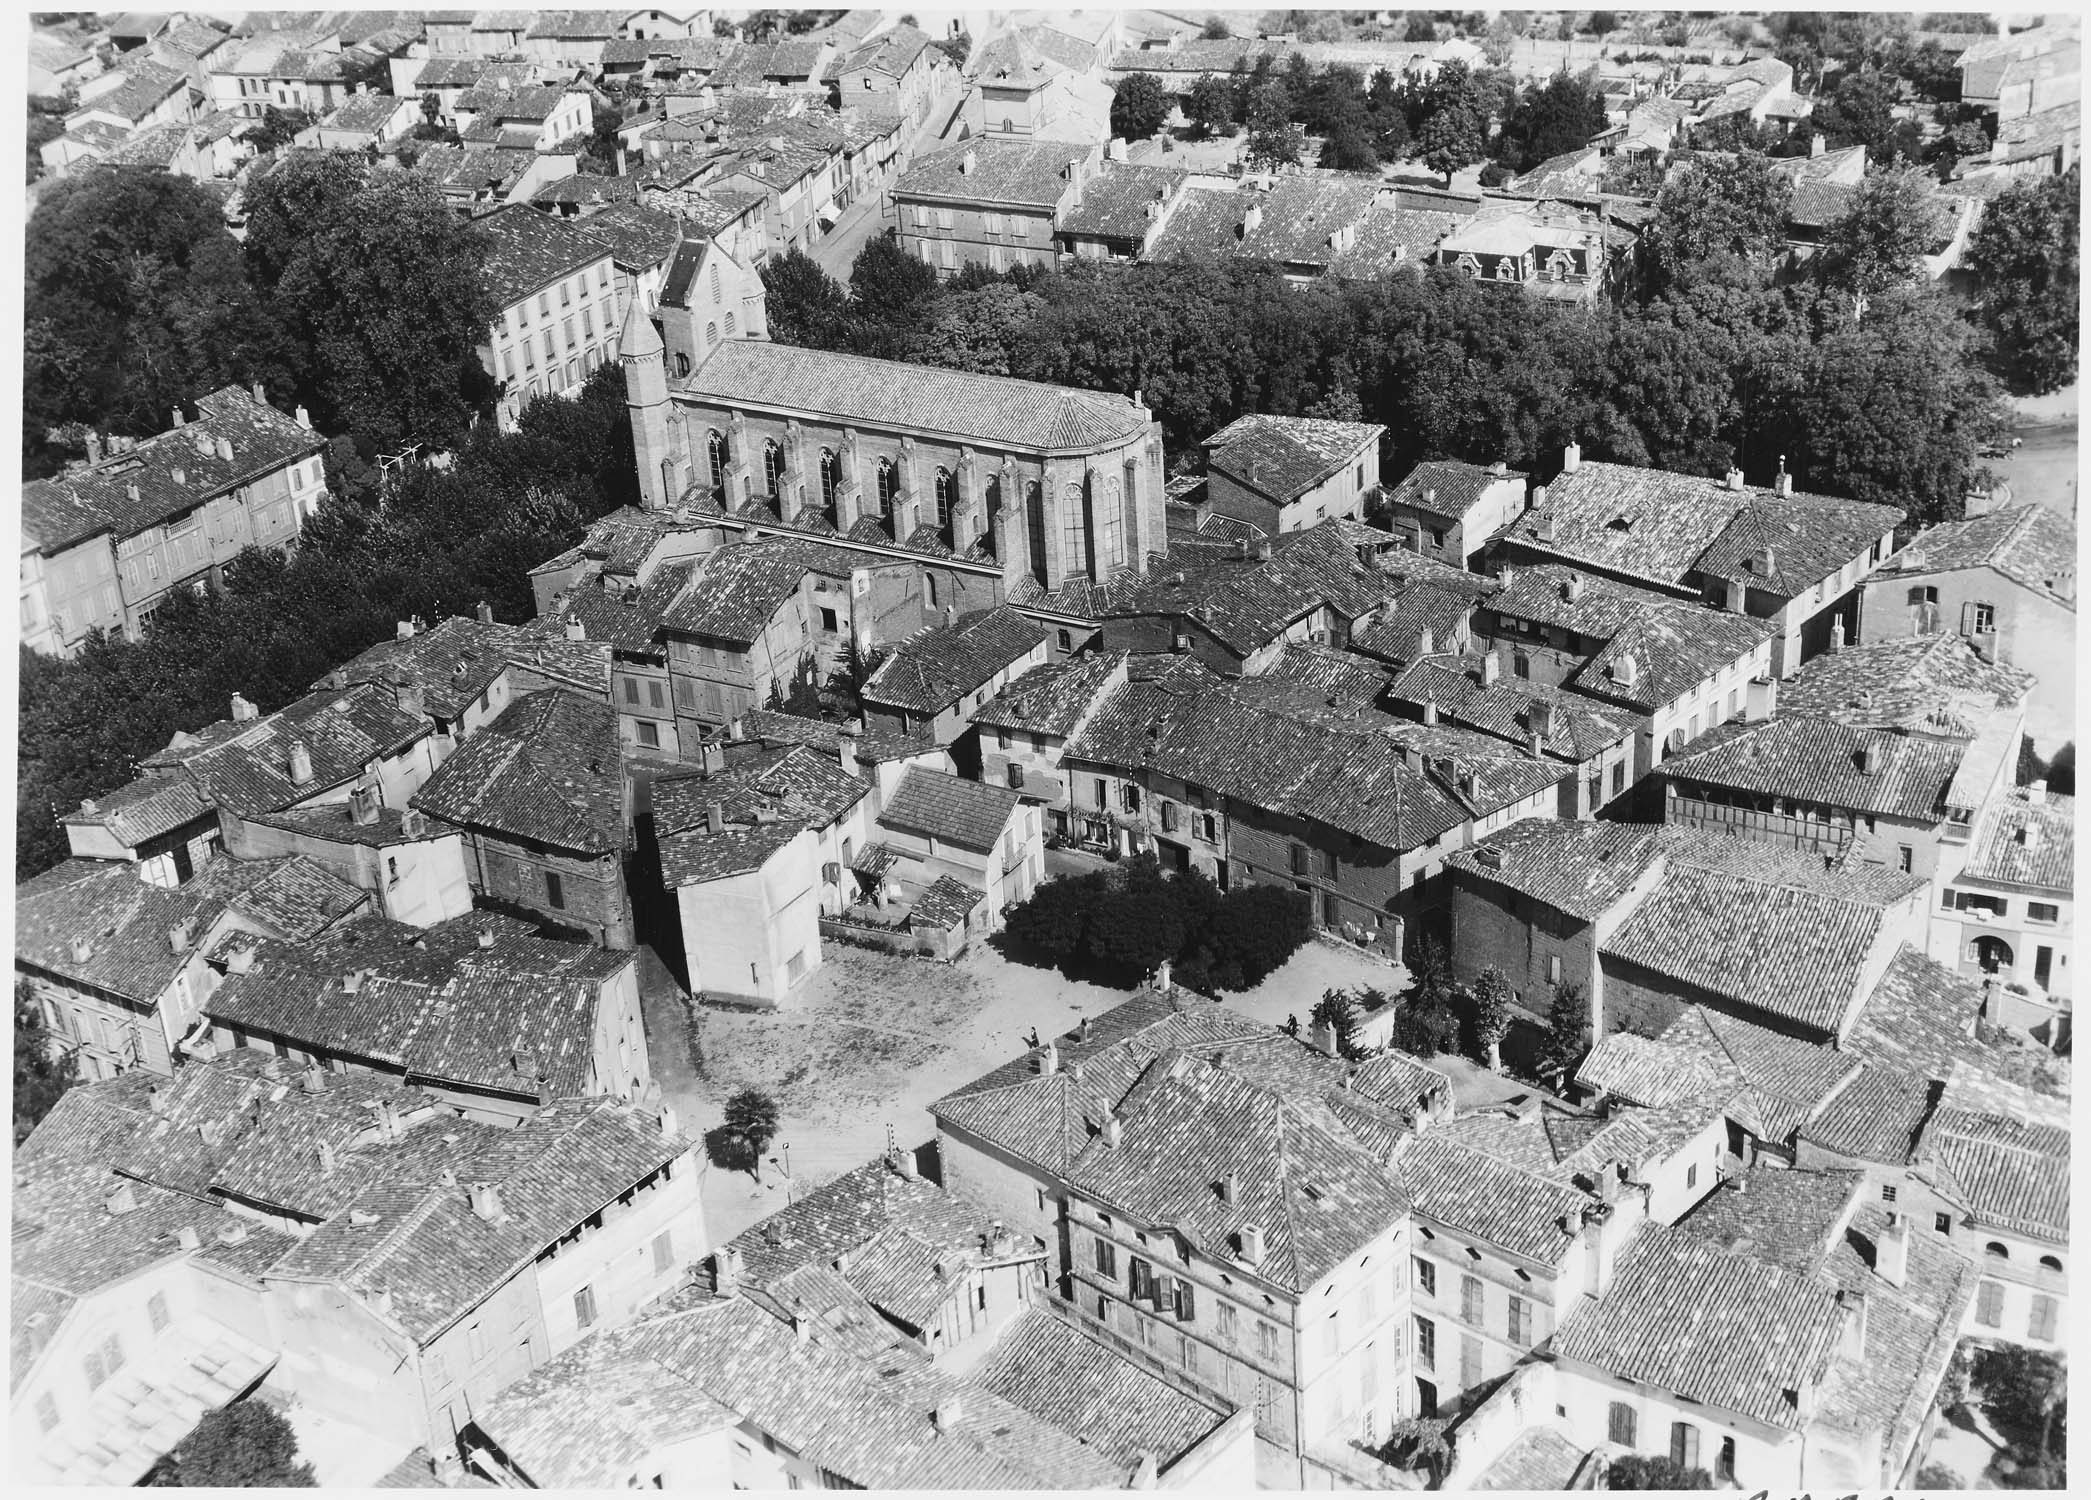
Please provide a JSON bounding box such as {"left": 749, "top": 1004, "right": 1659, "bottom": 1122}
{"left": 475, "top": 204, "right": 623, "bottom": 427}
{"left": 1859, "top": 504, "right": 2077, "bottom": 754}
{"left": 833, "top": 23, "right": 951, "bottom": 130}
{"left": 1470, "top": 562, "right": 1779, "bottom": 787}
{"left": 22, "top": 387, "right": 327, "bottom": 655}
{"left": 1430, "top": 199, "right": 1627, "bottom": 302}
{"left": 1056, "top": 159, "right": 1192, "bottom": 263}
{"left": 863, "top": 605, "right": 1051, "bottom": 746}
{"left": 412, "top": 144, "right": 578, "bottom": 215}
{"left": 974, "top": 648, "right": 1132, "bottom": 820}
{"left": 964, "top": 27, "right": 1115, "bottom": 143}
{"left": 1200, "top": 415, "right": 1386, "bottom": 537}
{"left": 11, "top": 1053, "right": 702, "bottom": 1477}
{"left": 456, "top": 83, "right": 593, "bottom": 150}
{"left": 1936, "top": 783, "right": 2073, "bottom": 1014}
{"left": 411, "top": 690, "right": 636, "bottom": 948}
{"left": 195, "top": 910, "right": 651, "bottom": 1124}
{"left": 869, "top": 765, "right": 1046, "bottom": 938}
{"left": 1492, "top": 445, "right": 1905, "bottom": 679}
{"left": 1383, "top": 459, "right": 1528, "bottom": 568}
{"left": 15, "top": 855, "right": 368, "bottom": 1081}
{"left": 1445, "top": 818, "right": 1931, "bottom": 1044}
{"left": 896, "top": 138, "right": 1099, "bottom": 277}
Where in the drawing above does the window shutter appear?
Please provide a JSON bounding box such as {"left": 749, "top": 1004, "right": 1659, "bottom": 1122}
{"left": 1607, "top": 1401, "right": 1636, "bottom": 1448}
{"left": 1176, "top": 1279, "right": 1196, "bottom": 1321}
{"left": 2030, "top": 1293, "right": 2058, "bottom": 1342}
{"left": 1670, "top": 1421, "right": 1698, "bottom": 1470}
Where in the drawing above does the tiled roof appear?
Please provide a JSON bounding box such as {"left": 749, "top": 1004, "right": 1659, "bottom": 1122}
{"left": 839, "top": 23, "right": 933, "bottom": 79}
{"left": 1916, "top": 1065, "right": 2069, "bottom": 1242}
{"left": 157, "top": 683, "right": 430, "bottom": 820}
{"left": 574, "top": 200, "right": 684, "bottom": 270}
{"left": 1777, "top": 634, "right": 2034, "bottom": 737}
{"left": 1656, "top": 1007, "right": 1860, "bottom": 1144}
{"left": 1395, "top": 1133, "right": 1589, "bottom": 1266}
{"left": 1660, "top": 715, "right": 1968, "bottom": 823}
{"left": 1386, "top": 459, "right": 1525, "bottom": 520}
{"left": 1577, "top": 1032, "right": 1721, "bottom": 1107}
{"left": 911, "top": 875, "right": 983, "bottom": 931}
{"left": 739, "top": 707, "right": 939, "bottom": 766}
{"left": 324, "top": 615, "right": 611, "bottom": 721}
{"left": 1203, "top": 414, "right": 1385, "bottom": 504}
{"left": 15, "top": 856, "right": 364, "bottom": 1003}
{"left": 972, "top": 650, "right": 1125, "bottom": 737}
{"left": 1147, "top": 173, "right": 1390, "bottom": 273}
{"left": 677, "top": 340, "right": 1149, "bottom": 452}
{"left": 1802, "top": 1063, "right": 1935, "bottom": 1165}
{"left": 877, "top": 767, "right": 1019, "bottom": 853}
{"left": 1551, "top": 1222, "right": 1844, "bottom": 1429}
{"left": 410, "top": 144, "right": 540, "bottom": 198}
{"left": 21, "top": 386, "right": 324, "bottom": 554}
{"left": 410, "top": 690, "right": 625, "bottom": 854}
{"left": 657, "top": 536, "right": 848, "bottom": 645}
{"left": 1389, "top": 655, "right": 1643, "bottom": 762}
{"left": 1603, "top": 860, "right": 1897, "bottom": 1034}
{"left": 74, "top": 60, "right": 189, "bottom": 124}
{"left": 526, "top": 10, "right": 622, "bottom": 40}
{"left": 1679, "top": 1166, "right": 1865, "bottom": 1275}
{"left": 202, "top": 936, "right": 606, "bottom": 1100}
{"left": 474, "top": 203, "right": 614, "bottom": 308}
{"left": 1844, "top": 945, "right": 1985, "bottom": 1082}
{"left": 971, "top": 1305, "right": 1231, "bottom": 1471}
{"left": 864, "top": 607, "right": 1047, "bottom": 715}
{"left": 1058, "top": 162, "right": 1190, "bottom": 239}
{"left": 1473, "top": 1427, "right": 1593, "bottom": 1490}
{"left": 1502, "top": 460, "right": 1902, "bottom": 596}
{"left": 896, "top": 138, "right": 1089, "bottom": 208}
{"left": 59, "top": 772, "right": 217, "bottom": 848}
{"left": 1959, "top": 786, "right": 2073, "bottom": 891}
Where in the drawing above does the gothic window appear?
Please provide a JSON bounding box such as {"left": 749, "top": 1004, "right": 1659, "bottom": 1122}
{"left": 1095, "top": 475, "right": 1124, "bottom": 570}
{"left": 935, "top": 468, "right": 954, "bottom": 532}
{"left": 707, "top": 430, "right": 728, "bottom": 494}
{"left": 877, "top": 459, "right": 898, "bottom": 519}
{"left": 1062, "top": 482, "right": 1090, "bottom": 577}
{"left": 983, "top": 475, "right": 1002, "bottom": 537}
{"left": 763, "top": 440, "right": 785, "bottom": 497}
{"left": 820, "top": 448, "right": 839, "bottom": 509}
{"left": 1025, "top": 481, "right": 1047, "bottom": 582}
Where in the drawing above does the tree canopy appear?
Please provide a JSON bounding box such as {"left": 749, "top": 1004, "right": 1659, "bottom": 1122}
{"left": 149, "top": 1402, "right": 315, "bottom": 1487}
{"left": 1495, "top": 68, "right": 1609, "bottom": 173}
{"left": 14, "top": 986, "right": 78, "bottom": 1145}
{"left": 1966, "top": 166, "right": 2080, "bottom": 396}
{"left": 1110, "top": 72, "right": 1172, "bottom": 141}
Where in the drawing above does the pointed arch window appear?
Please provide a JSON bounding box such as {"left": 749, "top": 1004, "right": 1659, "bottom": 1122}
{"left": 707, "top": 430, "right": 728, "bottom": 494}
{"left": 763, "top": 440, "right": 786, "bottom": 498}
{"left": 877, "top": 459, "right": 899, "bottom": 519}
{"left": 820, "top": 448, "right": 839, "bottom": 509}
{"left": 934, "top": 468, "right": 954, "bottom": 533}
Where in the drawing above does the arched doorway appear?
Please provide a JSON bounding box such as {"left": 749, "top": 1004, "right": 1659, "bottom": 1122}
{"left": 1973, "top": 935, "right": 2014, "bottom": 975}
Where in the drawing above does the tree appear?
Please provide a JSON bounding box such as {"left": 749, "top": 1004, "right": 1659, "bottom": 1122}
{"left": 1973, "top": 1344, "right": 2067, "bottom": 1482}
{"left": 760, "top": 247, "right": 851, "bottom": 350}
{"left": 1817, "top": 167, "right": 1942, "bottom": 295}
{"left": 1247, "top": 120, "right": 1307, "bottom": 171}
{"left": 1087, "top": 856, "right": 1187, "bottom": 971}
{"left": 1965, "top": 167, "right": 2080, "bottom": 396}
{"left": 1640, "top": 153, "right": 1793, "bottom": 292}
{"left": 13, "top": 986, "right": 78, "bottom": 1145}
{"left": 1202, "top": 14, "right": 1231, "bottom": 41}
{"left": 1811, "top": 68, "right": 1904, "bottom": 157}
{"left": 1607, "top": 1454, "right": 1714, "bottom": 1489}
{"left": 1003, "top": 874, "right": 1102, "bottom": 957}
{"left": 1110, "top": 72, "right": 1172, "bottom": 141}
{"left": 24, "top": 169, "right": 290, "bottom": 476}
{"left": 932, "top": 32, "right": 969, "bottom": 68}
{"left": 1481, "top": 15, "right": 1517, "bottom": 66}
{"left": 1536, "top": 981, "right": 1589, "bottom": 1087}
{"left": 246, "top": 106, "right": 313, "bottom": 154}
{"left": 1496, "top": 68, "right": 1610, "bottom": 172}
{"left": 1184, "top": 72, "right": 1234, "bottom": 137}
{"left": 849, "top": 233, "right": 939, "bottom": 326}
{"left": 1915, "top": 1465, "right": 1964, "bottom": 1490}
{"left": 1586, "top": 12, "right": 1619, "bottom": 40}
{"left": 1323, "top": 119, "right": 1381, "bottom": 172}
{"left": 900, "top": 283, "right": 1045, "bottom": 377}
{"left": 1379, "top": 1417, "right": 1452, "bottom": 1484}
{"left": 244, "top": 160, "right": 496, "bottom": 451}
{"left": 1310, "top": 988, "right": 1365, "bottom": 1059}
{"left": 149, "top": 1402, "right": 316, "bottom": 1487}
{"left": 1404, "top": 13, "right": 1439, "bottom": 45}
{"left": 1418, "top": 107, "right": 1486, "bottom": 185}
{"left": 1467, "top": 965, "right": 1514, "bottom": 1069}
{"left": 27, "top": 94, "right": 69, "bottom": 185}
{"left": 1396, "top": 937, "right": 1462, "bottom": 1056}
{"left": 723, "top": 1088, "right": 782, "bottom": 1160}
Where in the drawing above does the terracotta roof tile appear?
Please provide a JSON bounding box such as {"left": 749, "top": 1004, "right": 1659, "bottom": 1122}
{"left": 1960, "top": 786, "right": 2073, "bottom": 891}
{"left": 865, "top": 607, "right": 1047, "bottom": 715}
{"left": 410, "top": 690, "right": 625, "bottom": 854}
{"left": 878, "top": 767, "right": 1019, "bottom": 852}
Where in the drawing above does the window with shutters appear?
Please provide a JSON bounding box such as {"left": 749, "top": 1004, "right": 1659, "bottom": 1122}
{"left": 1216, "top": 1303, "right": 1238, "bottom": 1342}
{"left": 1608, "top": 1402, "right": 1636, "bottom": 1448}
{"left": 1291, "top": 843, "right": 1311, "bottom": 875}
{"left": 575, "top": 1285, "right": 598, "bottom": 1328}
{"left": 1094, "top": 1237, "right": 1118, "bottom": 1279}
{"left": 1129, "top": 1256, "right": 1154, "bottom": 1302}
{"left": 1458, "top": 1334, "right": 1481, "bottom": 1389}
{"left": 545, "top": 871, "right": 565, "bottom": 909}
{"left": 1180, "top": 1334, "right": 1198, "bottom": 1374}
{"left": 1173, "top": 1279, "right": 1197, "bottom": 1321}
{"left": 148, "top": 1291, "right": 169, "bottom": 1332}
{"left": 1507, "top": 1295, "right": 1528, "bottom": 1344}
{"left": 1460, "top": 1274, "right": 1482, "bottom": 1324}
{"left": 1717, "top": 1436, "right": 1736, "bottom": 1482}
{"left": 2030, "top": 1293, "right": 2058, "bottom": 1341}
{"left": 1670, "top": 1421, "right": 1699, "bottom": 1471}
{"left": 652, "top": 1230, "right": 675, "bottom": 1274}
{"left": 624, "top": 678, "right": 641, "bottom": 705}
{"left": 648, "top": 681, "right": 664, "bottom": 710}
{"left": 637, "top": 721, "right": 659, "bottom": 748}
{"left": 1256, "top": 1319, "right": 1280, "bottom": 1362}
{"left": 1415, "top": 1316, "right": 1435, "bottom": 1369}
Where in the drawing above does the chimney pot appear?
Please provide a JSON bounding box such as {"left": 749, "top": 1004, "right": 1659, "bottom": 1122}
{"left": 172, "top": 406, "right": 186, "bottom": 429}
{"left": 1562, "top": 440, "right": 1582, "bottom": 473}
{"left": 705, "top": 801, "right": 724, "bottom": 835}
{"left": 288, "top": 740, "right": 314, "bottom": 785}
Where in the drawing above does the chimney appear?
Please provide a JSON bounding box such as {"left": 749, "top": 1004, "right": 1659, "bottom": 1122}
{"left": 705, "top": 801, "right": 724, "bottom": 835}
{"left": 302, "top": 1064, "right": 327, "bottom": 1094}
{"left": 175, "top": 1225, "right": 201, "bottom": 1250}
{"left": 659, "top": 1103, "right": 678, "bottom": 1140}
{"left": 1775, "top": 455, "right": 1792, "bottom": 498}
{"left": 1829, "top": 617, "right": 1846, "bottom": 653}
{"left": 715, "top": 1245, "right": 745, "bottom": 1296}
{"left": 475, "top": 600, "right": 493, "bottom": 624}
{"left": 231, "top": 691, "right": 260, "bottom": 722}
{"left": 1811, "top": 131, "right": 1826, "bottom": 157}
{"left": 468, "top": 1182, "right": 505, "bottom": 1222}
{"left": 1238, "top": 1223, "right": 1265, "bottom": 1266}
{"left": 1876, "top": 1212, "right": 1909, "bottom": 1289}
{"left": 1240, "top": 201, "right": 1263, "bottom": 236}
{"left": 294, "top": 406, "right": 310, "bottom": 429}
{"left": 342, "top": 968, "right": 365, "bottom": 994}
{"left": 1421, "top": 698, "right": 1438, "bottom": 725}
{"left": 216, "top": 436, "right": 234, "bottom": 463}
{"left": 318, "top": 1142, "right": 337, "bottom": 1173}
{"left": 932, "top": 1395, "right": 964, "bottom": 1435}
{"left": 563, "top": 613, "right": 585, "bottom": 641}
{"left": 288, "top": 740, "right": 314, "bottom": 785}
{"left": 1838, "top": 1288, "right": 1869, "bottom": 1361}
{"left": 171, "top": 406, "right": 186, "bottom": 429}
{"left": 1218, "top": 1171, "right": 1239, "bottom": 1203}
{"left": 1130, "top": 1452, "right": 1160, "bottom": 1489}
{"left": 890, "top": 1145, "right": 918, "bottom": 1181}
{"left": 1256, "top": 539, "right": 1273, "bottom": 562}
{"left": 2017, "top": 821, "right": 2041, "bottom": 850}
{"left": 171, "top": 467, "right": 186, "bottom": 486}
{"left": 1481, "top": 652, "right": 1501, "bottom": 686}
{"left": 730, "top": 716, "right": 746, "bottom": 742}
{"left": 396, "top": 620, "right": 414, "bottom": 640}
{"left": 477, "top": 927, "right": 495, "bottom": 949}
{"left": 1724, "top": 464, "right": 1745, "bottom": 491}
{"left": 960, "top": 147, "right": 976, "bottom": 174}
{"left": 1107, "top": 135, "right": 1128, "bottom": 162}
{"left": 1535, "top": 514, "right": 1556, "bottom": 542}
{"left": 1563, "top": 573, "right": 1584, "bottom": 603}
{"left": 393, "top": 677, "right": 424, "bottom": 717}
{"left": 1562, "top": 440, "right": 1582, "bottom": 473}
{"left": 86, "top": 431, "right": 104, "bottom": 463}
{"left": 1416, "top": 626, "right": 1435, "bottom": 657}
{"left": 70, "top": 936, "right": 94, "bottom": 965}
{"left": 2028, "top": 780, "right": 2048, "bottom": 805}
{"left": 1102, "top": 1114, "right": 1123, "bottom": 1147}
{"left": 1155, "top": 957, "right": 1172, "bottom": 990}
{"left": 351, "top": 784, "right": 380, "bottom": 825}
{"left": 252, "top": 381, "right": 265, "bottom": 403}
{"left": 837, "top": 723, "right": 861, "bottom": 778}
{"left": 1612, "top": 655, "right": 1638, "bottom": 692}
{"left": 1858, "top": 741, "right": 1881, "bottom": 775}
{"left": 1530, "top": 483, "right": 1548, "bottom": 510}
{"left": 1038, "top": 1040, "right": 1060, "bottom": 1074}
{"left": 167, "top": 920, "right": 192, "bottom": 955}
{"left": 1311, "top": 1017, "right": 1338, "bottom": 1056}
{"left": 1172, "top": 632, "right": 1192, "bottom": 654}
{"left": 225, "top": 945, "right": 255, "bottom": 975}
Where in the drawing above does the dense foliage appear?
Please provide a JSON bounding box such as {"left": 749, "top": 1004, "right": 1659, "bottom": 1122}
{"left": 17, "top": 367, "right": 638, "bottom": 878}
{"left": 148, "top": 1402, "right": 316, "bottom": 1487}
{"left": 1396, "top": 938, "right": 1462, "bottom": 1057}
{"left": 1607, "top": 1455, "right": 1715, "bottom": 1489}
{"left": 1110, "top": 72, "right": 1172, "bottom": 141}
{"left": 13, "top": 985, "right": 79, "bottom": 1145}
{"left": 1965, "top": 167, "right": 2081, "bottom": 396}
{"left": 1001, "top": 855, "right": 1312, "bottom": 992}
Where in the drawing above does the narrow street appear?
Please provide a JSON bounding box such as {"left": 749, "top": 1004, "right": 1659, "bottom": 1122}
{"left": 811, "top": 83, "right": 965, "bottom": 281}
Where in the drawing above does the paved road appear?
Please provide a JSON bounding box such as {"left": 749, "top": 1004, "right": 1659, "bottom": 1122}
{"left": 1992, "top": 392, "right": 2078, "bottom": 520}
{"left": 811, "top": 83, "right": 965, "bottom": 282}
